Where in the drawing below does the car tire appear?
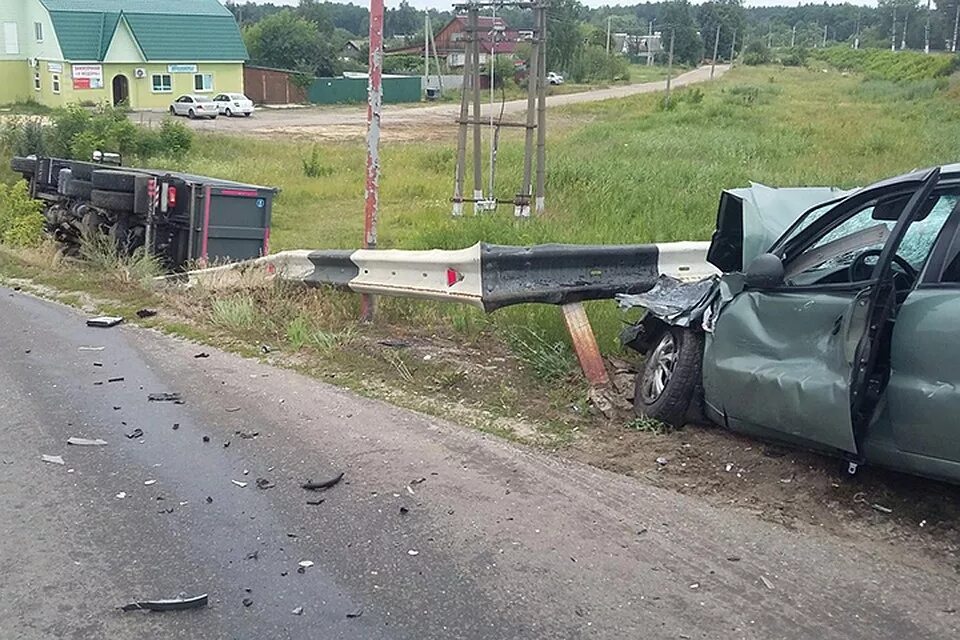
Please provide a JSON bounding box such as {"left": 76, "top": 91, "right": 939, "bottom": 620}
{"left": 10, "top": 156, "right": 37, "bottom": 175}
{"left": 633, "top": 326, "right": 704, "bottom": 427}
{"left": 65, "top": 179, "right": 94, "bottom": 200}
{"left": 225, "top": 108, "right": 233, "bottom": 117}
{"left": 169, "top": 106, "right": 176, "bottom": 115}
{"left": 244, "top": 112, "right": 251, "bottom": 117}
{"left": 90, "top": 189, "right": 135, "bottom": 212}
{"left": 210, "top": 115, "right": 217, "bottom": 120}
{"left": 188, "top": 109, "right": 195, "bottom": 119}
{"left": 92, "top": 169, "right": 138, "bottom": 193}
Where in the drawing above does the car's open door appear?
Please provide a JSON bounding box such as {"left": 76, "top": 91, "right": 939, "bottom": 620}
{"left": 701, "top": 169, "right": 941, "bottom": 457}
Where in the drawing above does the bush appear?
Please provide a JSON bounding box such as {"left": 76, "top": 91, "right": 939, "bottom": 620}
{"left": 301, "top": 144, "right": 333, "bottom": 177}
{"left": 1, "top": 116, "right": 46, "bottom": 156}
{"left": 777, "top": 47, "right": 808, "bottom": 67}
{"left": 742, "top": 40, "right": 771, "bottom": 66}
{"left": 569, "top": 46, "right": 631, "bottom": 83}
{"left": 157, "top": 119, "right": 192, "bottom": 156}
{"left": 0, "top": 180, "right": 45, "bottom": 247}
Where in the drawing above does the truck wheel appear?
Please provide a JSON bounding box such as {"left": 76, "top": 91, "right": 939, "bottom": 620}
{"left": 92, "top": 169, "right": 139, "bottom": 193}
{"left": 10, "top": 156, "right": 37, "bottom": 175}
{"left": 90, "top": 189, "right": 135, "bottom": 212}
{"left": 69, "top": 162, "right": 95, "bottom": 181}
{"left": 65, "top": 179, "right": 94, "bottom": 200}
{"left": 80, "top": 210, "right": 106, "bottom": 238}
{"left": 633, "top": 326, "right": 704, "bottom": 428}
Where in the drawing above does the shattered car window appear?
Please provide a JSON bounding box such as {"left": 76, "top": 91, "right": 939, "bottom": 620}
{"left": 786, "top": 194, "right": 956, "bottom": 285}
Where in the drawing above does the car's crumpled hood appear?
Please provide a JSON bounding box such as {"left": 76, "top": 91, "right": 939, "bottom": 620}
{"left": 707, "top": 183, "right": 850, "bottom": 273}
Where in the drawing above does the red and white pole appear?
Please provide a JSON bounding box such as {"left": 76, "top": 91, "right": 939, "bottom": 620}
{"left": 361, "top": 0, "right": 384, "bottom": 322}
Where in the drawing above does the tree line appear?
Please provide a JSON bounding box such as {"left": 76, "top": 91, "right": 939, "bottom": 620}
{"left": 231, "top": 0, "right": 960, "bottom": 78}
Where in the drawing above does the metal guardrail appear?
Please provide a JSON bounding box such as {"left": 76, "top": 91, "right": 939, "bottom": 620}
{"left": 160, "top": 241, "right": 717, "bottom": 389}
{"left": 162, "top": 241, "right": 716, "bottom": 311}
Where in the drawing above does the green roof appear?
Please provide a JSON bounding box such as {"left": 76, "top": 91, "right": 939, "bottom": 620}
{"left": 38, "top": 0, "right": 247, "bottom": 62}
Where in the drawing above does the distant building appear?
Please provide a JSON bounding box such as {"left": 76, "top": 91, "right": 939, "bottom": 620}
{"left": 340, "top": 39, "right": 365, "bottom": 61}
{"left": 388, "top": 14, "right": 523, "bottom": 68}
{"left": 613, "top": 33, "right": 663, "bottom": 61}
{"left": 0, "top": 0, "right": 247, "bottom": 109}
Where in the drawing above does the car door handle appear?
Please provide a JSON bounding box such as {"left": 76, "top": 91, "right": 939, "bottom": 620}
{"left": 831, "top": 315, "right": 843, "bottom": 336}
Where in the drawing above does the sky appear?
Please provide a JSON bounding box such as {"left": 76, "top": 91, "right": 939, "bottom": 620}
{"left": 245, "top": 0, "right": 881, "bottom": 10}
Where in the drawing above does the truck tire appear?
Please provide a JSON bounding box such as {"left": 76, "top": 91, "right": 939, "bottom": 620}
{"left": 632, "top": 326, "right": 704, "bottom": 428}
{"left": 80, "top": 210, "right": 106, "bottom": 238}
{"left": 10, "top": 156, "right": 37, "bottom": 175}
{"left": 90, "top": 189, "right": 135, "bottom": 212}
{"left": 69, "top": 162, "right": 95, "bottom": 181}
{"left": 65, "top": 179, "right": 94, "bottom": 200}
{"left": 92, "top": 169, "right": 139, "bottom": 193}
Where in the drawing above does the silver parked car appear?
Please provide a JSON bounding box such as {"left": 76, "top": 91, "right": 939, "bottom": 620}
{"left": 212, "top": 93, "right": 255, "bottom": 117}
{"left": 169, "top": 95, "right": 218, "bottom": 120}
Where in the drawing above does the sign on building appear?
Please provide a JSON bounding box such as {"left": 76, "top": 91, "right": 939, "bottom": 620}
{"left": 167, "top": 64, "right": 198, "bottom": 73}
{"left": 71, "top": 64, "right": 103, "bottom": 89}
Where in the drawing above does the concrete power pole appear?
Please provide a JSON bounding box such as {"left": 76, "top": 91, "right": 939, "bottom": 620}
{"left": 855, "top": 11, "right": 861, "bottom": 49}
{"left": 902, "top": 13, "right": 908, "bottom": 50}
{"left": 729, "top": 29, "right": 736, "bottom": 65}
{"left": 791, "top": 24, "right": 796, "bottom": 48}
{"left": 647, "top": 20, "right": 655, "bottom": 66}
{"left": 664, "top": 29, "right": 674, "bottom": 106}
{"left": 925, "top": 0, "right": 931, "bottom": 53}
{"left": 361, "top": 0, "right": 384, "bottom": 321}
{"left": 710, "top": 25, "right": 720, "bottom": 80}
{"left": 822, "top": 24, "right": 827, "bottom": 47}
{"left": 423, "top": 14, "right": 429, "bottom": 97}
{"left": 954, "top": 3, "right": 960, "bottom": 52}
{"left": 891, "top": 8, "right": 897, "bottom": 52}
{"left": 606, "top": 16, "right": 612, "bottom": 55}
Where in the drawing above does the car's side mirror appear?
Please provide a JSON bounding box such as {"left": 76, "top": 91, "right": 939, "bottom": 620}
{"left": 744, "top": 253, "right": 785, "bottom": 288}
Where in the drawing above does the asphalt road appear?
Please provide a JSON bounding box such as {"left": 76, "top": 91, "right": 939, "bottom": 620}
{"left": 132, "top": 65, "right": 728, "bottom": 139}
{"left": 1, "top": 287, "right": 957, "bottom": 639}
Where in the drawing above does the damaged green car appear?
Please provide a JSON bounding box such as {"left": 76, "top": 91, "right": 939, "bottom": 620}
{"left": 621, "top": 165, "right": 960, "bottom": 482}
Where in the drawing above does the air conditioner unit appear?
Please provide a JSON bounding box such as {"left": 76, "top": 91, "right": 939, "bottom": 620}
{"left": 27, "top": 58, "right": 38, "bottom": 68}
{"left": 134, "top": 68, "right": 147, "bottom": 79}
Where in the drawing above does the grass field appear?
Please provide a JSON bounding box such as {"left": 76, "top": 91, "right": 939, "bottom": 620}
{"left": 131, "top": 64, "right": 960, "bottom": 351}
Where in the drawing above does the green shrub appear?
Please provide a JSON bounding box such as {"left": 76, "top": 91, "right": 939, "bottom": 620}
{"left": 301, "top": 144, "right": 333, "bottom": 178}
{"left": 0, "top": 180, "right": 45, "bottom": 247}
{"left": 570, "top": 46, "right": 631, "bottom": 83}
{"left": 742, "top": 40, "right": 772, "bottom": 66}
{"left": 0, "top": 116, "right": 46, "bottom": 156}
{"left": 811, "top": 47, "right": 959, "bottom": 82}
{"left": 157, "top": 119, "right": 192, "bottom": 156}
{"left": 777, "top": 47, "right": 808, "bottom": 67}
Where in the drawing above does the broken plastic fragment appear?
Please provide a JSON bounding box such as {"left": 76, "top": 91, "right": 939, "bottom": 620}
{"left": 194, "top": 352, "right": 210, "bottom": 358}
{"left": 298, "top": 560, "right": 314, "bottom": 569}
{"left": 256, "top": 478, "right": 275, "bottom": 490}
{"left": 291, "top": 606, "right": 304, "bottom": 616}
{"left": 87, "top": 316, "right": 123, "bottom": 328}
{"left": 301, "top": 472, "right": 344, "bottom": 491}
{"left": 148, "top": 392, "right": 182, "bottom": 403}
{"left": 135, "top": 308, "right": 158, "bottom": 318}
{"left": 67, "top": 437, "right": 108, "bottom": 446}
{"left": 115, "top": 492, "right": 127, "bottom": 499}
{"left": 41, "top": 454, "right": 65, "bottom": 465}
{"left": 232, "top": 480, "right": 248, "bottom": 488}
{"left": 78, "top": 346, "right": 105, "bottom": 351}
{"left": 407, "top": 549, "right": 419, "bottom": 556}
{"left": 759, "top": 575, "right": 774, "bottom": 590}
{"left": 125, "top": 428, "right": 144, "bottom": 439}
{"left": 144, "top": 479, "right": 157, "bottom": 486}
{"left": 120, "top": 593, "right": 208, "bottom": 612}
{"left": 346, "top": 608, "right": 363, "bottom": 619}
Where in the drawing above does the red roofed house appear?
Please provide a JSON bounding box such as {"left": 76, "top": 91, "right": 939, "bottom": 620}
{"left": 388, "top": 14, "right": 528, "bottom": 68}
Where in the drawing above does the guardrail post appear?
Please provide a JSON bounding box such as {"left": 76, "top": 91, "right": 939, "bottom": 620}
{"left": 560, "top": 302, "right": 609, "bottom": 388}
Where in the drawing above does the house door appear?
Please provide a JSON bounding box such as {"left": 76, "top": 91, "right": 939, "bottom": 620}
{"left": 112, "top": 74, "right": 129, "bottom": 107}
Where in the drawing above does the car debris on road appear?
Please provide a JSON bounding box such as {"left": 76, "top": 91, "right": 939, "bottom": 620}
{"left": 67, "top": 437, "right": 108, "bottom": 446}
{"left": 125, "top": 428, "right": 144, "bottom": 439}
{"left": 148, "top": 392, "right": 183, "bottom": 403}
{"left": 301, "top": 472, "right": 344, "bottom": 491}
{"left": 86, "top": 316, "right": 123, "bottom": 328}
{"left": 41, "top": 454, "right": 65, "bottom": 465}
{"left": 120, "top": 593, "right": 209, "bottom": 612}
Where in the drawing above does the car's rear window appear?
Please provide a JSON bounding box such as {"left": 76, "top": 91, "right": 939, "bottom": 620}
{"left": 195, "top": 96, "right": 213, "bottom": 103}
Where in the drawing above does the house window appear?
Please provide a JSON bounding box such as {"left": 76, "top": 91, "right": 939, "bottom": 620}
{"left": 51, "top": 73, "right": 60, "bottom": 94}
{"left": 2, "top": 22, "right": 18, "bottom": 54}
{"left": 151, "top": 73, "right": 172, "bottom": 93}
{"left": 33, "top": 72, "right": 40, "bottom": 90}
{"left": 193, "top": 73, "right": 213, "bottom": 92}
{"left": 34, "top": 22, "right": 43, "bottom": 42}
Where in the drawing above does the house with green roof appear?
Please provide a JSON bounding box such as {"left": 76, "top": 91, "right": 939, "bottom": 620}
{"left": 0, "top": 0, "right": 248, "bottom": 109}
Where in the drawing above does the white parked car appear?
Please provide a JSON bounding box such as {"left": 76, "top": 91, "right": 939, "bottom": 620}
{"left": 169, "top": 95, "right": 218, "bottom": 120}
{"left": 547, "top": 72, "right": 564, "bottom": 85}
{"left": 212, "top": 93, "right": 255, "bottom": 117}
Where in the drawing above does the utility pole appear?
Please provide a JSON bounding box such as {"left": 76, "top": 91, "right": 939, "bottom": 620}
{"left": 423, "top": 14, "right": 429, "bottom": 98}
{"left": 767, "top": 24, "right": 773, "bottom": 49}
{"left": 516, "top": 2, "right": 540, "bottom": 218}
{"left": 535, "top": 2, "right": 546, "bottom": 215}
{"left": 361, "top": 0, "right": 384, "bottom": 322}
{"left": 854, "top": 10, "right": 861, "bottom": 50}
{"left": 729, "top": 29, "right": 736, "bottom": 65}
{"left": 791, "top": 24, "right": 796, "bottom": 48}
{"left": 664, "top": 29, "right": 674, "bottom": 106}
{"left": 647, "top": 19, "right": 655, "bottom": 66}
{"left": 606, "top": 15, "right": 612, "bottom": 55}
{"left": 822, "top": 24, "right": 827, "bottom": 47}
{"left": 901, "top": 13, "right": 908, "bottom": 50}
{"left": 470, "top": 7, "right": 482, "bottom": 214}
{"left": 891, "top": 8, "right": 897, "bottom": 52}
{"left": 711, "top": 25, "right": 720, "bottom": 80}
{"left": 925, "top": 0, "right": 931, "bottom": 54}
{"left": 954, "top": 2, "right": 960, "bottom": 52}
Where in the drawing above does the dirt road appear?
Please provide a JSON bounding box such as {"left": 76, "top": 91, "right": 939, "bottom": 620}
{"left": 1, "top": 287, "right": 957, "bottom": 639}
{"left": 133, "top": 65, "right": 727, "bottom": 140}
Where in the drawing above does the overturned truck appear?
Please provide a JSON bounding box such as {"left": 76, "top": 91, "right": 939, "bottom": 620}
{"left": 10, "top": 155, "right": 276, "bottom": 271}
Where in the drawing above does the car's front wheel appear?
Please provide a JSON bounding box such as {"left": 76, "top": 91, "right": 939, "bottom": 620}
{"left": 633, "top": 326, "right": 703, "bottom": 427}
{"left": 225, "top": 108, "right": 233, "bottom": 117}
